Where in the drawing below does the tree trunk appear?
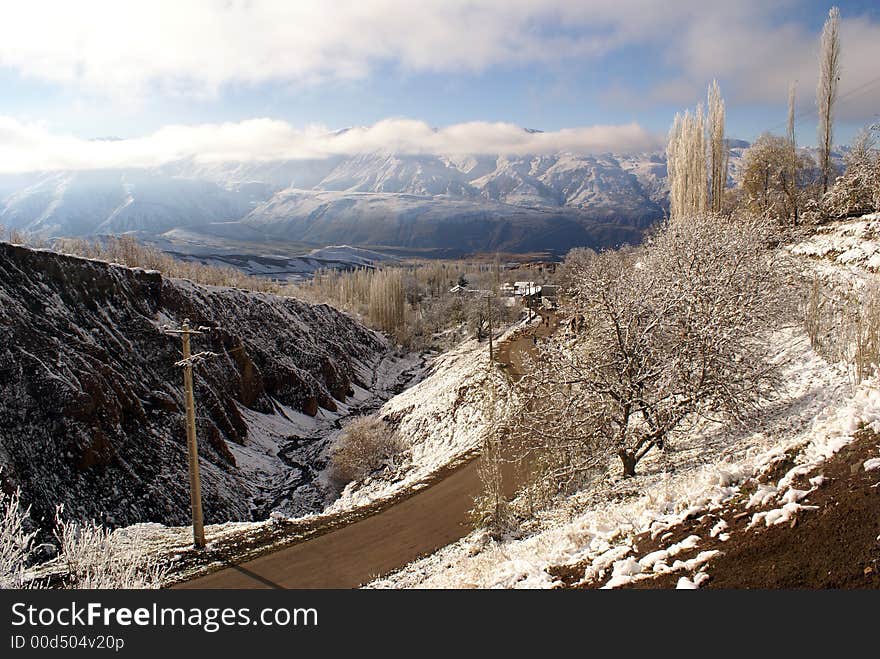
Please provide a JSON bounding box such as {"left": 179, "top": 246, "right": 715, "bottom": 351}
{"left": 618, "top": 449, "right": 637, "bottom": 478}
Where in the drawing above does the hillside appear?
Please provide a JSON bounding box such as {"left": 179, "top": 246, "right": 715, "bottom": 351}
{"left": 368, "top": 215, "right": 880, "bottom": 589}
{"left": 0, "top": 241, "right": 398, "bottom": 533}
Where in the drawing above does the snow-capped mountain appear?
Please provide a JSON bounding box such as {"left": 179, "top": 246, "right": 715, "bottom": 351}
{"left": 0, "top": 140, "right": 757, "bottom": 254}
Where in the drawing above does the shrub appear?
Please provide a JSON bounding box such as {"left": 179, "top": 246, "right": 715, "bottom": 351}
{"left": 0, "top": 488, "right": 36, "bottom": 589}
{"left": 328, "top": 416, "right": 407, "bottom": 485}
{"left": 1, "top": 488, "right": 167, "bottom": 589}
{"left": 54, "top": 513, "right": 167, "bottom": 589}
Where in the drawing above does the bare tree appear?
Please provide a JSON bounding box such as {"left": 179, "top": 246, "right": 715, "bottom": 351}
{"left": 741, "top": 133, "right": 816, "bottom": 222}
{"left": 817, "top": 6, "right": 841, "bottom": 195}
{"left": 707, "top": 80, "right": 729, "bottom": 214}
{"left": 472, "top": 366, "right": 516, "bottom": 536}
{"left": 667, "top": 105, "right": 707, "bottom": 219}
{"left": 786, "top": 82, "right": 801, "bottom": 223}
{"left": 518, "top": 213, "right": 786, "bottom": 479}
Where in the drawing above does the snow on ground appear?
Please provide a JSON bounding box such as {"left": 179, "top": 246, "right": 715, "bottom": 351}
{"left": 325, "top": 326, "right": 518, "bottom": 512}
{"left": 790, "top": 213, "right": 880, "bottom": 277}
{"left": 369, "top": 215, "right": 880, "bottom": 589}
{"left": 369, "top": 322, "right": 870, "bottom": 589}
{"left": 228, "top": 403, "right": 320, "bottom": 486}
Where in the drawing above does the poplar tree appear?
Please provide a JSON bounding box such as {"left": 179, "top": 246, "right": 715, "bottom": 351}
{"left": 667, "top": 104, "right": 707, "bottom": 219}
{"left": 817, "top": 6, "right": 841, "bottom": 195}
{"left": 707, "top": 80, "right": 728, "bottom": 214}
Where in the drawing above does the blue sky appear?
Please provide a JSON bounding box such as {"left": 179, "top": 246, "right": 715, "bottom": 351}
{"left": 0, "top": 1, "right": 878, "bottom": 171}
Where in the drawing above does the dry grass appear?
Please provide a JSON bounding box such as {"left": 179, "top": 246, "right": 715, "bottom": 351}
{"left": 802, "top": 275, "right": 880, "bottom": 384}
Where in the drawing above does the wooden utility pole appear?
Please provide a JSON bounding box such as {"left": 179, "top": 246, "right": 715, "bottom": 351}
{"left": 486, "top": 293, "right": 494, "bottom": 362}
{"left": 527, "top": 285, "right": 534, "bottom": 322}
{"left": 162, "top": 319, "right": 216, "bottom": 549}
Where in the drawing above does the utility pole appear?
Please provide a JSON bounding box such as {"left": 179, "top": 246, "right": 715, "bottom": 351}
{"left": 486, "top": 292, "right": 494, "bottom": 362}
{"left": 527, "top": 284, "right": 534, "bottom": 322}
{"left": 162, "top": 319, "right": 217, "bottom": 549}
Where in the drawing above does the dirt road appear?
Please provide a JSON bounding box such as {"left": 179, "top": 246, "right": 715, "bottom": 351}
{"left": 177, "top": 312, "right": 556, "bottom": 589}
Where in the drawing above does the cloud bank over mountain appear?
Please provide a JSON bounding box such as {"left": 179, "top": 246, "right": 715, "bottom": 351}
{"left": 0, "top": 116, "right": 661, "bottom": 173}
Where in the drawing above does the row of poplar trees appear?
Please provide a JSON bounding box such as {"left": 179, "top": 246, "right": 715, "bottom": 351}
{"left": 667, "top": 6, "right": 842, "bottom": 220}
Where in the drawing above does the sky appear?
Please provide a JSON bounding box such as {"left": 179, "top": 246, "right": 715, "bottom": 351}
{"left": 0, "top": 0, "right": 878, "bottom": 171}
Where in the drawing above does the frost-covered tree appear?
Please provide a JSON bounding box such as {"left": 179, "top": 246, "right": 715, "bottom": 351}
{"left": 741, "top": 133, "right": 817, "bottom": 222}
{"left": 668, "top": 81, "right": 729, "bottom": 219}
{"left": 824, "top": 126, "right": 880, "bottom": 217}
{"left": 707, "top": 80, "right": 729, "bottom": 214}
{"left": 517, "top": 213, "right": 786, "bottom": 479}
{"left": 817, "top": 6, "right": 841, "bottom": 195}
{"left": 667, "top": 105, "right": 707, "bottom": 219}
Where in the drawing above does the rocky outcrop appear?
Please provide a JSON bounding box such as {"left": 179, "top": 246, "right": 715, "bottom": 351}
{"left": 0, "top": 243, "right": 387, "bottom": 530}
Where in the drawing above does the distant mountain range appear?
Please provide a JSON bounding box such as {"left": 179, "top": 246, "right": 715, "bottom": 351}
{"left": 0, "top": 137, "right": 820, "bottom": 257}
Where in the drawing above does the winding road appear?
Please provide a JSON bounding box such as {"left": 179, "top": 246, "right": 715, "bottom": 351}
{"left": 176, "top": 311, "right": 557, "bottom": 589}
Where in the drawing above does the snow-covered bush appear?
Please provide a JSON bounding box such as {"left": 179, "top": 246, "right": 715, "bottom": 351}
{"left": 1, "top": 488, "right": 36, "bottom": 589}
{"left": 328, "top": 416, "right": 407, "bottom": 485}
{"left": 823, "top": 127, "right": 880, "bottom": 219}
{"left": 471, "top": 367, "right": 518, "bottom": 537}
{"left": 54, "top": 512, "right": 167, "bottom": 589}
{"left": 803, "top": 275, "right": 880, "bottom": 384}
{"left": 3, "top": 487, "right": 166, "bottom": 589}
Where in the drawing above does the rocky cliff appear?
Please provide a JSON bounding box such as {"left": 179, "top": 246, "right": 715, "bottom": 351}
{"left": 0, "top": 242, "right": 388, "bottom": 530}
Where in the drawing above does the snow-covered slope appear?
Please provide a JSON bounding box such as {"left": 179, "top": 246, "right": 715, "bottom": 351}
{"left": 368, "top": 215, "right": 878, "bottom": 589}
{"left": 0, "top": 170, "right": 255, "bottom": 236}
{"left": 370, "top": 326, "right": 858, "bottom": 589}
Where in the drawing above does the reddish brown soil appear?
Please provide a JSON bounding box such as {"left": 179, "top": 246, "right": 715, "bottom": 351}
{"left": 552, "top": 428, "right": 880, "bottom": 589}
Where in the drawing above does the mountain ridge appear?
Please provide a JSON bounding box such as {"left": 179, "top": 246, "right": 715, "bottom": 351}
{"left": 0, "top": 139, "right": 832, "bottom": 255}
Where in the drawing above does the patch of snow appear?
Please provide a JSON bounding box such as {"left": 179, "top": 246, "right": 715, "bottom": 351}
{"left": 709, "top": 520, "right": 728, "bottom": 538}
{"left": 676, "top": 576, "right": 698, "bottom": 589}
{"left": 864, "top": 458, "right": 880, "bottom": 471}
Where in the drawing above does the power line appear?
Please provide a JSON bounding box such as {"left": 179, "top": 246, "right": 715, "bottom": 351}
{"left": 765, "top": 75, "right": 880, "bottom": 136}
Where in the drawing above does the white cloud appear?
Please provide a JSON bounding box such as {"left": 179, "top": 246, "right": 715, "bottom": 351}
{"left": 1, "top": 1, "right": 876, "bottom": 128}
{"left": 0, "top": 116, "right": 662, "bottom": 173}
{"left": 668, "top": 12, "right": 880, "bottom": 115}
{"left": 0, "top": 1, "right": 777, "bottom": 98}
